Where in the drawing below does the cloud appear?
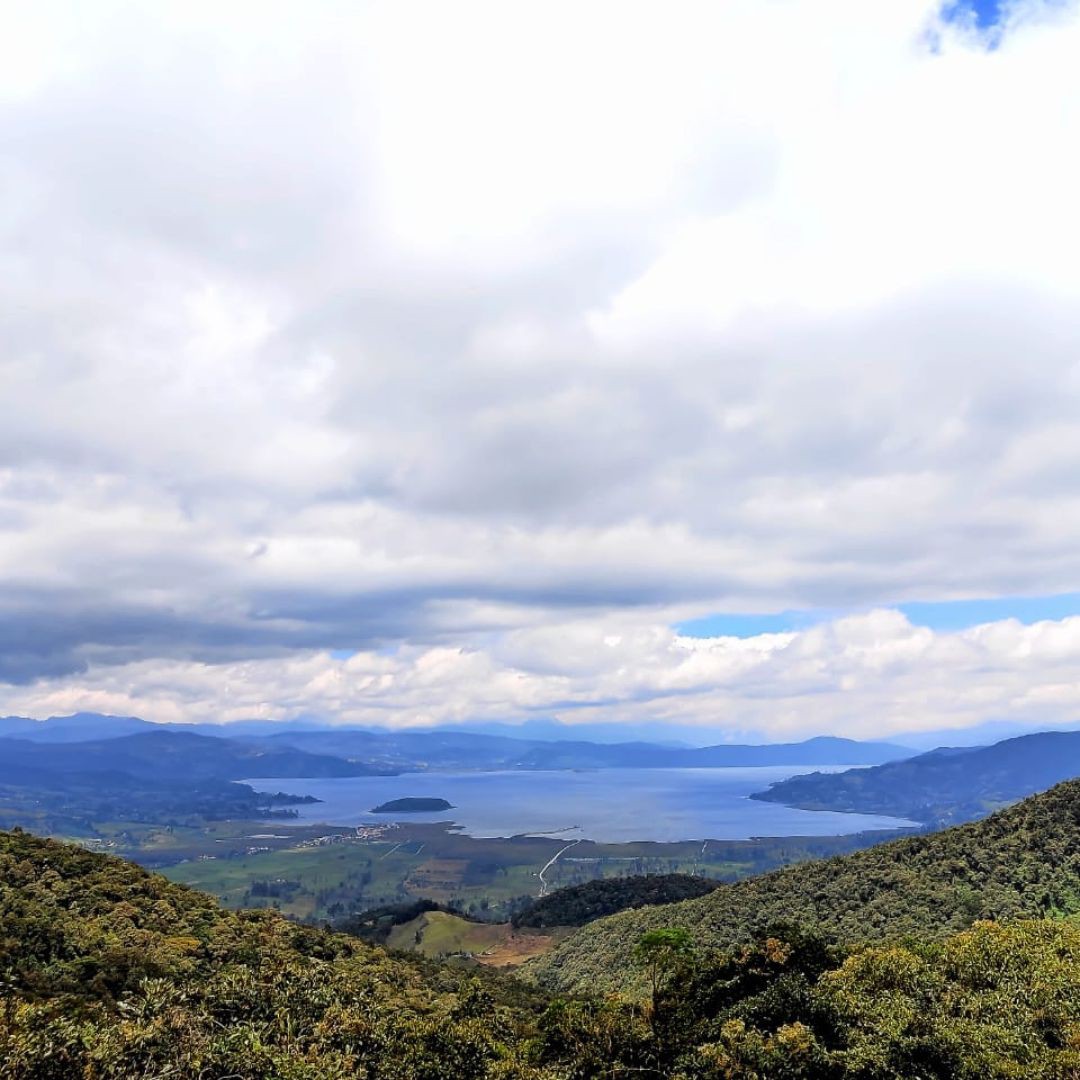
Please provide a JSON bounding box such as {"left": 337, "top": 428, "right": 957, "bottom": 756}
{"left": 2, "top": 0, "right": 1080, "bottom": 733}
{"left": 4, "top": 609, "right": 1080, "bottom": 741}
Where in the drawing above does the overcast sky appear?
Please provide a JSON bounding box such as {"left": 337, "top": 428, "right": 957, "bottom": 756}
{"left": 3, "top": 0, "right": 1080, "bottom": 739}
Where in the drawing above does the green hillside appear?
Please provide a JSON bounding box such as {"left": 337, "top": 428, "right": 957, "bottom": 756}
{"left": 5, "top": 810, "right": 1080, "bottom": 1077}
{"left": 513, "top": 872, "right": 720, "bottom": 929}
{"left": 529, "top": 776, "right": 1080, "bottom": 995}
{"left": 531, "top": 918, "right": 1080, "bottom": 1078}
{"left": 0, "top": 827, "right": 548, "bottom": 1078}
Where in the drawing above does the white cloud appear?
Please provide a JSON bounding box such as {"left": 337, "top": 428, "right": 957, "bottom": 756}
{"left": 2, "top": 0, "right": 1080, "bottom": 734}
{"left": 5, "top": 610, "right": 1080, "bottom": 741}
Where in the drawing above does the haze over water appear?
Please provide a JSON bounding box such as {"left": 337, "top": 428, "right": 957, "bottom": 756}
{"left": 255, "top": 766, "right": 918, "bottom": 843}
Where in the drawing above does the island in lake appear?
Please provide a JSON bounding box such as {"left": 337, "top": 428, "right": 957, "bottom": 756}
{"left": 370, "top": 797, "right": 454, "bottom": 813}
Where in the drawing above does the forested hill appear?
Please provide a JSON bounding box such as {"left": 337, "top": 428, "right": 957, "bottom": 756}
{"left": 513, "top": 873, "right": 720, "bottom": 928}
{"left": 0, "top": 827, "right": 548, "bottom": 1077}
{"left": 752, "top": 729, "right": 1080, "bottom": 824}
{"left": 5, "top": 826, "right": 1080, "bottom": 1076}
{"left": 528, "top": 776, "right": 1080, "bottom": 995}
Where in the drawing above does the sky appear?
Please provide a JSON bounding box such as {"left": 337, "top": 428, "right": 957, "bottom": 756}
{"left": 3, "top": 0, "right": 1080, "bottom": 742}
{"left": 954, "top": 0, "right": 1005, "bottom": 30}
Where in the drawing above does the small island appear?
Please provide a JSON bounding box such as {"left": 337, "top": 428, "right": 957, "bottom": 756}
{"left": 370, "top": 797, "right": 454, "bottom": 814}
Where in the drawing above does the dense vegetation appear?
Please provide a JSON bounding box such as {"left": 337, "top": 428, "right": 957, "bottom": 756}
{"left": 513, "top": 873, "right": 720, "bottom": 928}
{"left": 5, "top": 806, "right": 1080, "bottom": 1076}
{"left": 754, "top": 730, "right": 1080, "bottom": 824}
{"left": 530, "top": 776, "right": 1080, "bottom": 995}
{"left": 0, "top": 827, "right": 549, "bottom": 1078}
{"left": 533, "top": 919, "right": 1080, "bottom": 1078}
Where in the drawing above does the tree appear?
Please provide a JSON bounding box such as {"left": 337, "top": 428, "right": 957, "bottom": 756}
{"left": 634, "top": 927, "right": 694, "bottom": 1015}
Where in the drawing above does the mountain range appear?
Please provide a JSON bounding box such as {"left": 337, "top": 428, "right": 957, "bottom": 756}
{"left": 0, "top": 712, "right": 912, "bottom": 769}
{"left": 0, "top": 729, "right": 390, "bottom": 784}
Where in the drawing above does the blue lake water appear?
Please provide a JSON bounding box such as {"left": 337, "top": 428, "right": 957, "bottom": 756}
{"left": 251, "top": 767, "right": 918, "bottom": 843}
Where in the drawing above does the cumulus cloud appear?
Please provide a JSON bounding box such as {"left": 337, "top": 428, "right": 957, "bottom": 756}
{"left": 2, "top": 0, "right": 1080, "bottom": 734}
{"left": 5, "top": 610, "right": 1080, "bottom": 742}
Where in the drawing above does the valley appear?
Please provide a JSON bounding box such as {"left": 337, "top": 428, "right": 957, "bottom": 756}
{"left": 4, "top": 780, "right": 1080, "bottom": 1077}
{"left": 153, "top": 816, "right": 899, "bottom": 928}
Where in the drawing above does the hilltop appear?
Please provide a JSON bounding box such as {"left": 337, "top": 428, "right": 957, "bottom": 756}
{"left": 528, "top": 775, "right": 1080, "bottom": 995}
{"left": 512, "top": 873, "right": 720, "bottom": 929}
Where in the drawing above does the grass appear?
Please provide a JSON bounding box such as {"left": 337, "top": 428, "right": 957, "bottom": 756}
{"left": 387, "top": 911, "right": 507, "bottom": 956}
{"left": 385, "top": 910, "right": 558, "bottom": 967}
{"left": 141, "top": 820, "right": 903, "bottom": 925}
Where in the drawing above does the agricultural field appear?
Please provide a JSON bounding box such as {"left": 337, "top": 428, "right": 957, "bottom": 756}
{"left": 155, "top": 819, "right": 896, "bottom": 923}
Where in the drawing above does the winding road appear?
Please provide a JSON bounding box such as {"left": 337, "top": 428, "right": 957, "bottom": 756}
{"left": 537, "top": 837, "right": 582, "bottom": 897}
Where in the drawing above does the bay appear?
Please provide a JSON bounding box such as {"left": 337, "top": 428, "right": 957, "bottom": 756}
{"left": 251, "top": 766, "right": 918, "bottom": 843}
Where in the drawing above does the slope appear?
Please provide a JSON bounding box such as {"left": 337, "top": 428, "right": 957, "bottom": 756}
{"left": 528, "top": 775, "right": 1080, "bottom": 995}
{"left": 0, "top": 827, "right": 548, "bottom": 1078}
{"left": 753, "top": 729, "right": 1080, "bottom": 824}
{"left": 4, "top": 827, "right": 1080, "bottom": 1077}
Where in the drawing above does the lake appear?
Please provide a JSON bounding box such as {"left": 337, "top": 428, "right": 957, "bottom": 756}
{"left": 251, "top": 766, "right": 918, "bottom": 843}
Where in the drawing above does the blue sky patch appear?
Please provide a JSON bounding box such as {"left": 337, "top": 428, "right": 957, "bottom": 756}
{"left": 898, "top": 593, "right": 1080, "bottom": 630}
{"left": 944, "top": 0, "right": 1005, "bottom": 29}
{"left": 677, "top": 592, "right": 1080, "bottom": 638}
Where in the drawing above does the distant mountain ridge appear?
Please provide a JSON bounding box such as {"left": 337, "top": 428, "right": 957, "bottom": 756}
{"left": 0, "top": 712, "right": 912, "bottom": 770}
{"left": 0, "top": 729, "right": 390, "bottom": 782}
{"left": 509, "top": 734, "right": 911, "bottom": 770}
{"left": 751, "top": 730, "right": 1080, "bottom": 824}
{"left": 0, "top": 728, "right": 387, "bottom": 831}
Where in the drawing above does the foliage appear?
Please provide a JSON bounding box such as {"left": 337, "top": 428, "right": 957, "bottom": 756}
{"left": 531, "top": 920, "right": 1080, "bottom": 1079}
{"left": 4, "top": 815, "right": 1080, "bottom": 1076}
{"left": 339, "top": 898, "right": 455, "bottom": 944}
{"left": 530, "top": 776, "right": 1080, "bottom": 995}
{"left": 0, "top": 827, "right": 550, "bottom": 1079}
{"left": 635, "top": 927, "right": 694, "bottom": 1015}
{"left": 371, "top": 797, "right": 455, "bottom": 813}
{"left": 513, "top": 873, "right": 719, "bottom": 929}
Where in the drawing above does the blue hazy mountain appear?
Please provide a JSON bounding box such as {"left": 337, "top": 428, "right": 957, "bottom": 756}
{"left": 0, "top": 713, "right": 155, "bottom": 741}
{"left": 0, "top": 713, "right": 912, "bottom": 770}
{"left": 252, "top": 728, "right": 911, "bottom": 770}
{"left": 752, "top": 730, "right": 1080, "bottom": 824}
{"left": 0, "top": 713, "right": 325, "bottom": 742}
{"left": 0, "top": 729, "right": 390, "bottom": 781}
